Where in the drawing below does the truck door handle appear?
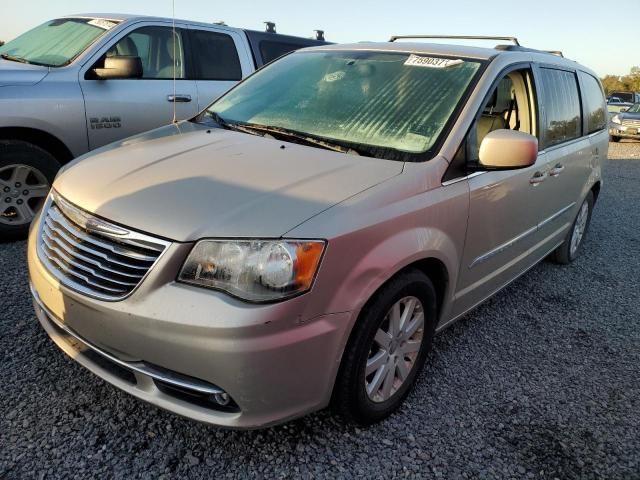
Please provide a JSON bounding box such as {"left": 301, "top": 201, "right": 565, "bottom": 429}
{"left": 167, "top": 94, "right": 192, "bottom": 103}
{"left": 530, "top": 171, "right": 548, "bottom": 185}
{"left": 549, "top": 163, "right": 565, "bottom": 177}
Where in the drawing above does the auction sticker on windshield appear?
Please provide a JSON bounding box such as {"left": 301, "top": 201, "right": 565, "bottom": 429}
{"left": 404, "top": 54, "right": 463, "bottom": 68}
{"left": 88, "top": 19, "right": 117, "bottom": 30}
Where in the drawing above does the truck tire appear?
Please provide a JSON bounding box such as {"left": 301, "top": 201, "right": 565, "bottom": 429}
{"left": 0, "top": 141, "right": 60, "bottom": 241}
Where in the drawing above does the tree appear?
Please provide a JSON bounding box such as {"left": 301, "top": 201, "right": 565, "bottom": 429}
{"left": 601, "top": 75, "right": 625, "bottom": 95}
{"left": 601, "top": 66, "right": 640, "bottom": 95}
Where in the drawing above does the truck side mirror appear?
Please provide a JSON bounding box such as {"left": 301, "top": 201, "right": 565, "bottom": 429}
{"left": 92, "top": 56, "right": 143, "bottom": 80}
{"left": 479, "top": 129, "right": 538, "bottom": 169}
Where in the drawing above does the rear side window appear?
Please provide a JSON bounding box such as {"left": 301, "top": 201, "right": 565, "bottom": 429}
{"left": 539, "top": 68, "right": 581, "bottom": 148}
{"left": 259, "top": 41, "right": 298, "bottom": 64}
{"left": 580, "top": 72, "right": 606, "bottom": 133}
{"left": 190, "top": 30, "right": 242, "bottom": 81}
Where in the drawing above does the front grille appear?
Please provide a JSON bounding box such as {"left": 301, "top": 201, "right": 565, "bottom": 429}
{"left": 622, "top": 119, "right": 640, "bottom": 128}
{"left": 37, "top": 193, "right": 169, "bottom": 300}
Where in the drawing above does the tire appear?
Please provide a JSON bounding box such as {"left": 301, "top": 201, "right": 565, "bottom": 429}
{"left": 609, "top": 135, "right": 621, "bottom": 143}
{"left": 332, "top": 269, "right": 437, "bottom": 425}
{"left": 0, "top": 141, "right": 60, "bottom": 241}
{"left": 550, "top": 191, "right": 594, "bottom": 265}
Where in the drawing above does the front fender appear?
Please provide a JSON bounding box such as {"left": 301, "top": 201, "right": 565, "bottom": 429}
{"left": 288, "top": 158, "right": 469, "bottom": 327}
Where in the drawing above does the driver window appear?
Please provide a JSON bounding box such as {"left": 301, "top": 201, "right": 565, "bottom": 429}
{"left": 468, "top": 68, "right": 536, "bottom": 162}
{"left": 104, "top": 26, "right": 185, "bottom": 79}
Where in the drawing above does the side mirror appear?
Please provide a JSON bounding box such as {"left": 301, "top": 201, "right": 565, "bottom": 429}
{"left": 479, "top": 129, "right": 538, "bottom": 169}
{"left": 92, "top": 56, "right": 142, "bottom": 80}
{"left": 620, "top": 107, "right": 629, "bottom": 112}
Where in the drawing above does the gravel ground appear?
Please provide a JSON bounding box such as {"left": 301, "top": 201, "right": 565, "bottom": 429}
{"left": 1, "top": 150, "right": 639, "bottom": 479}
{"left": 607, "top": 138, "right": 640, "bottom": 159}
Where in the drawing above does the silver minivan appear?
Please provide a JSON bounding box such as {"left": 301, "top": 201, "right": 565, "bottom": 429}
{"left": 28, "top": 37, "right": 607, "bottom": 428}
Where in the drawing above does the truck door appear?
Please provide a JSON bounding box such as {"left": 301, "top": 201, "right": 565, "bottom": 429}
{"left": 186, "top": 27, "right": 254, "bottom": 111}
{"left": 80, "top": 24, "right": 198, "bottom": 150}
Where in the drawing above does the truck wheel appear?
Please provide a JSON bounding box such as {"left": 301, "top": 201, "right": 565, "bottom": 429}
{"left": 0, "top": 141, "right": 60, "bottom": 240}
{"left": 332, "top": 269, "right": 437, "bottom": 425}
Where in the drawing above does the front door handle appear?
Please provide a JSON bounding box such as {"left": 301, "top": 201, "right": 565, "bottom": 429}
{"left": 167, "top": 94, "right": 192, "bottom": 103}
{"left": 549, "top": 163, "right": 565, "bottom": 177}
{"left": 530, "top": 171, "right": 548, "bottom": 186}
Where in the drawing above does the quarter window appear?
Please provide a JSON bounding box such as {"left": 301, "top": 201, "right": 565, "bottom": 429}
{"left": 190, "top": 30, "right": 242, "bottom": 81}
{"left": 539, "top": 68, "right": 581, "bottom": 148}
{"left": 579, "top": 72, "right": 606, "bottom": 134}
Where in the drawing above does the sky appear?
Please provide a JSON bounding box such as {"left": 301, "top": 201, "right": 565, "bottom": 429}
{"left": 0, "top": 0, "right": 632, "bottom": 77}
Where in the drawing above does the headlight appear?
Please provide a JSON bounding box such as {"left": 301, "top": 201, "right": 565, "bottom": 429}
{"left": 178, "top": 239, "right": 326, "bottom": 302}
{"left": 611, "top": 114, "right": 622, "bottom": 124}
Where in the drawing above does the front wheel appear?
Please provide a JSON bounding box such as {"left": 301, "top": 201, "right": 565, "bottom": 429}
{"left": 550, "top": 191, "right": 594, "bottom": 265}
{"left": 609, "top": 135, "right": 620, "bottom": 143}
{"left": 332, "top": 269, "right": 437, "bottom": 425}
{"left": 0, "top": 141, "right": 59, "bottom": 240}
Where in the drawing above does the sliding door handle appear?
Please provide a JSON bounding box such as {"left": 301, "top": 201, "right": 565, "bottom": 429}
{"left": 167, "top": 94, "right": 192, "bottom": 103}
{"left": 530, "top": 171, "right": 548, "bottom": 185}
{"left": 549, "top": 163, "right": 565, "bottom": 177}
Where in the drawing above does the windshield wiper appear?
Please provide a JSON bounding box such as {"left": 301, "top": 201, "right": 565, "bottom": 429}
{"left": 1, "top": 53, "right": 29, "bottom": 64}
{"left": 203, "top": 112, "right": 361, "bottom": 155}
{"left": 0, "top": 53, "right": 50, "bottom": 67}
{"left": 203, "top": 111, "right": 264, "bottom": 137}
{"left": 232, "top": 123, "right": 362, "bottom": 155}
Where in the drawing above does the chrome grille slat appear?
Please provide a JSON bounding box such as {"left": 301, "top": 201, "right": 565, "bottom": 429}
{"left": 37, "top": 193, "right": 169, "bottom": 301}
{"left": 44, "top": 252, "right": 128, "bottom": 294}
{"left": 41, "top": 236, "right": 139, "bottom": 288}
{"left": 42, "top": 221, "right": 149, "bottom": 275}
{"left": 47, "top": 207, "right": 159, "bottom": 262}
{"left": 622, "top": 119, "right": 640, "bottom": 128}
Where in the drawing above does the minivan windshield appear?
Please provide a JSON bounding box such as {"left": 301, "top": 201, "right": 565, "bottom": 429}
{"left": 202, "top": 50, "right": 483, "bottom": 161}
{"left": 626, "top": 103, "right": 640, "bottom": 113}
{"left": 0, "top": 17, "right": 119, "bottom": 67}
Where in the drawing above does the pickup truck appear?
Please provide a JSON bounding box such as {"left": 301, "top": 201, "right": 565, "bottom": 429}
{"left": 0, "top": 14, "right": 327, "bottom": 237}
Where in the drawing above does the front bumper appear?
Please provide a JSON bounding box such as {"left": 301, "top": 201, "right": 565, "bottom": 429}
{"left": 28, "top": 221, "right": 353, "bottom": 429}
{"left": 609, "top": 125, "right": 640, "bottom": 139}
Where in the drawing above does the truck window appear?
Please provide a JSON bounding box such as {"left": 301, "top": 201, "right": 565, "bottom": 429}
{"left": 259, "top": 41, "right": 299, "bottom": 64}
{"left": 579, "top": 72, "right": 606, "bottom": 134}
{"left": 106, "top": 26, "right": 185, "bottom": 79}
{"left": 538, "top": 68, "right": 581, "bottom": 148}
{"left": 190, "top": 30, "right": 242, "bottom": 81}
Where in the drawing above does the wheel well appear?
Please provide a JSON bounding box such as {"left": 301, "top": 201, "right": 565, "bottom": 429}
{"left": 591, "top": 181, "right": 601, "bottom": 203}
{"left": 0, "top": 127, "right": 74, "bottom": 164}
{"left": 409, "top": 258, "right": 448, "bottom": 320}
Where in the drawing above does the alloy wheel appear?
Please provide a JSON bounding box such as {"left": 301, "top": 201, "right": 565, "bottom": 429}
{"left": 365, "top": 296, "right": 425, "bottom": 403}
{"left": 569, "top": 200, "right": 589, "bottom": 258}
{"left": 0, "top": 164, "right": 50, "bottom": 226}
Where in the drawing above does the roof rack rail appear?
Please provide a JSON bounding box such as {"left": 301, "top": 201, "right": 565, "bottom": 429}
{"left": 494, "top": 44, "right": 564, "bottom": 58}
{"left": 389, "top": 35, "right": 520, "bottom": 46}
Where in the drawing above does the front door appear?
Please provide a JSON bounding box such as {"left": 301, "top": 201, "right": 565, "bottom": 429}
{"left": 452, "top": 66, "right": 546, "bottom": 317}
{"left": 80, "top": 24, "right": 198, "bottom": 150}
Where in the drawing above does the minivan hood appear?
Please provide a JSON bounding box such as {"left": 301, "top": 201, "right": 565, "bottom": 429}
{"left": 0, "top": 59, "right": 49, "bottom": 87}
{"left": 54, "top": 123, "right": 404, "bottom": 242}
